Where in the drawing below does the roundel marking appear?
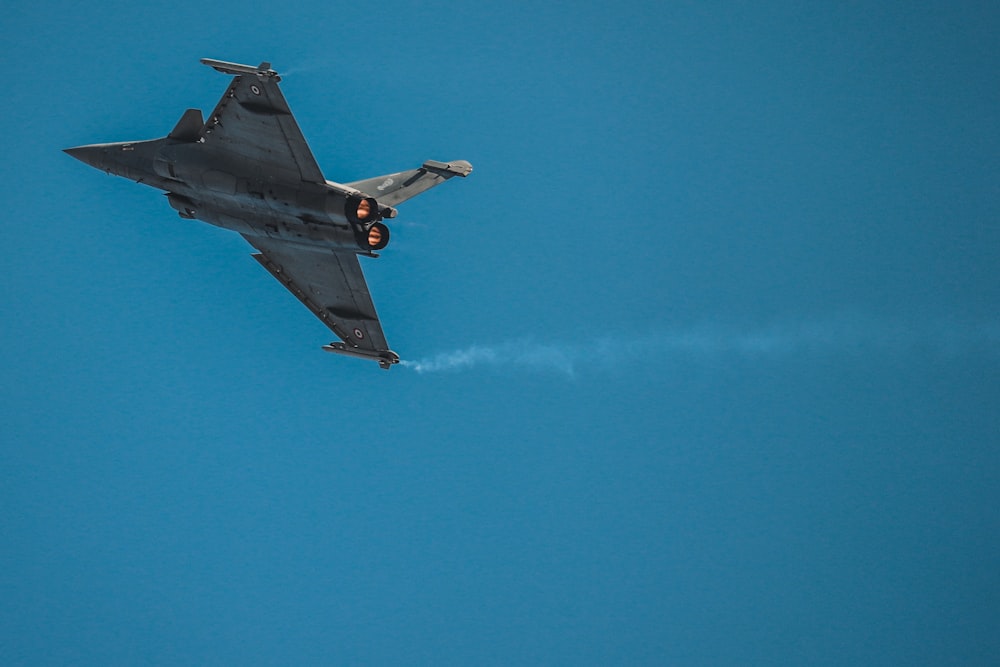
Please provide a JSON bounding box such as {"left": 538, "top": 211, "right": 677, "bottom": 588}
{"left": 250, "top": 84, "right": 261, "bottom": 95}
{"left": 353, "top": 328, "right": 365, "bottom": 340}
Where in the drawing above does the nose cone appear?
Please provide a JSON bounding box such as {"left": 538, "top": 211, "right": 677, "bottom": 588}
{"left": 63, "top": 144, "right": 107, "bottom": 170}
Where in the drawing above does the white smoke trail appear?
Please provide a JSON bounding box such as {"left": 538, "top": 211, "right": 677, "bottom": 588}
{"left": 399, "top": 315, "right": 1000, "bottom": 375}
{"left": 275, "top": 63, "right": 326, "bottom": 78}
{"left": 399, "top": 340, "right": 576, "bottom": 375}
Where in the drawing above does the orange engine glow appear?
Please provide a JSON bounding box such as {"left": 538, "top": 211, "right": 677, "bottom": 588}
{"left": 366, "top": 222, "right": 390, "bottom": 250}
{"left": 356, "top": 199, "right": 371, "bottom": 220}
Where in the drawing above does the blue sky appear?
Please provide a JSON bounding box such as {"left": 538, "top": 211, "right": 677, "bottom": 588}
{"left": 3, "top": 1, "right": 999, "bottom": 664}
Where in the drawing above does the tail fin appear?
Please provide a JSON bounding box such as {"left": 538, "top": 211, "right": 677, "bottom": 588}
{"left": 346, "top": 160, "right": 472, "bottom": 206}
{"left": 168, "top": 109, "right": 204, "bottom": 142}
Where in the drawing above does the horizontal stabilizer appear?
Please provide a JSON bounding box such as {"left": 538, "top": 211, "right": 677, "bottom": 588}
{"left": 168, "top": 108, "right": 204, "bottom": 142}
{"left": 346, "top": 160, "right": 473, "bottom": 207}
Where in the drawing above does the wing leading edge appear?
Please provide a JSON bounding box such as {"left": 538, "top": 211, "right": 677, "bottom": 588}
{"left": 244, "top": 235, "right": 399, "bottom": 369}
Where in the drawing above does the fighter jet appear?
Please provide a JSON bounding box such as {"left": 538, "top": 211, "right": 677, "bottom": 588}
{"left": 64, "top": 58, "right": 472, "bottom": 370}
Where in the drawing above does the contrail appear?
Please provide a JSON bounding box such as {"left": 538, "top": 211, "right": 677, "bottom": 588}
{"left": 399, "top": 315, "right": 1000, "bottom": 375}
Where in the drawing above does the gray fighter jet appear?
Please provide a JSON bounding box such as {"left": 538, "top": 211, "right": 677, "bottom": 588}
{"left": 65, "top": 58, "right": 472, "bottom": 370}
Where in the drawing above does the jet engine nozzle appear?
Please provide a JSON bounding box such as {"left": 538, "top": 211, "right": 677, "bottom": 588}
{"left": 366, "top": 222, "right": 390, "bottom": 251}
{"left": 345, "top": 195, "right": 381, "bottom": 225}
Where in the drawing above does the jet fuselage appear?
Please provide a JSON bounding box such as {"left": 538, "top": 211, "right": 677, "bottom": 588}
{"left": 65, "top": 138, "right": 387, "bottom": 252}
{"left": 63, "top": 58, "right": 471, "bottom": 369}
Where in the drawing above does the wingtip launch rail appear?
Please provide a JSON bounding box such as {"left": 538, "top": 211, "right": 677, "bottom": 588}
{"left": 200, "top": 58, "right": 278, "bottom": 78}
